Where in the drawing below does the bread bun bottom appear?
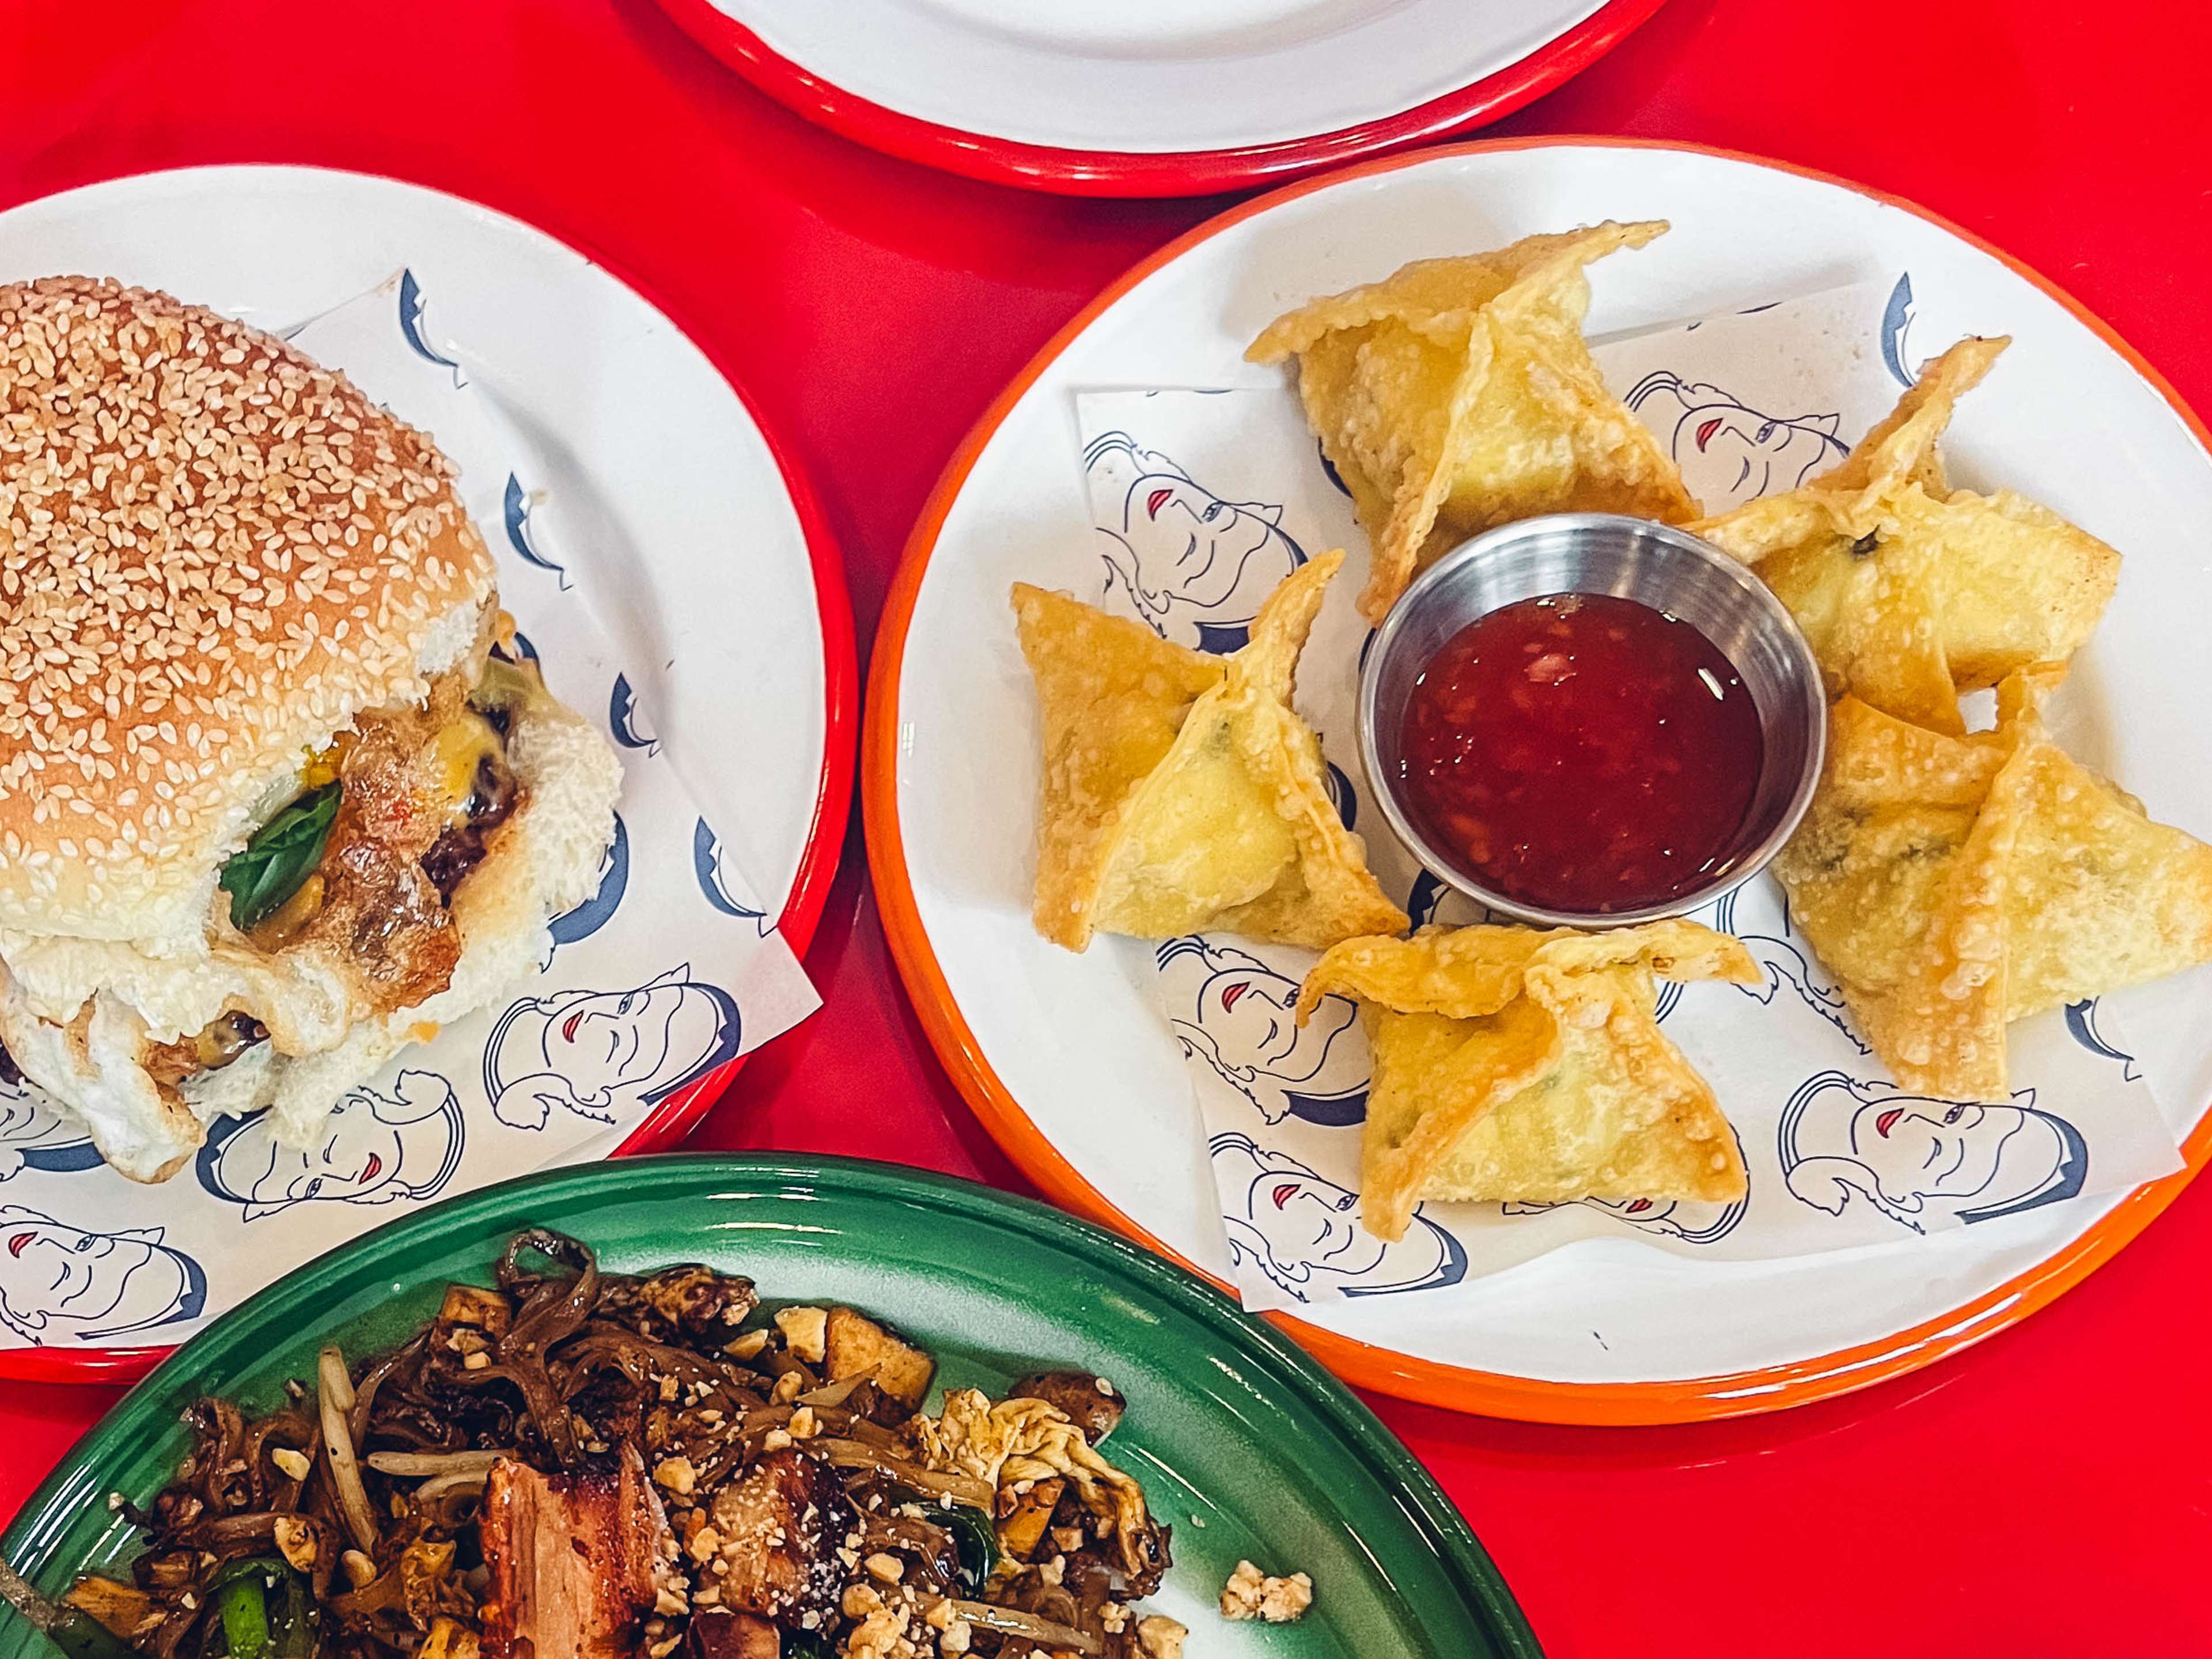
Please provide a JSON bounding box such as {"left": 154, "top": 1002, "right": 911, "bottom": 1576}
{"left": 0, "top": 688, "right": 622, "bottom": 1181}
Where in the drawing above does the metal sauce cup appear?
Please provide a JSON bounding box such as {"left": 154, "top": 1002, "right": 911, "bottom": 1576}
{"left": 1359, "top": 513, "right": 1827, "bottom": 929}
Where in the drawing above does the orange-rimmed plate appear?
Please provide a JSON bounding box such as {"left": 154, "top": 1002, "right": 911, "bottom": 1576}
{"left": 863, "top": 138, "right": 2212, "bottom": 1424}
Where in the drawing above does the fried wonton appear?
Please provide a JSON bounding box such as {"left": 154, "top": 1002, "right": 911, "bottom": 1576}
{"left": 1692, "top": 338, "right": 2122, "bottom": 733}
{"left": 1298, "top": 922, "right": 1757, "bottom": 1240}
{"left": 1013, "top": 551, "right": 1408, "bottom": 953}
{"left": 1775, "top": 668, "right": 2212, "bottom": 1100}
{"left": 1247, "top": 222, "right": 1698, "bottom": 622}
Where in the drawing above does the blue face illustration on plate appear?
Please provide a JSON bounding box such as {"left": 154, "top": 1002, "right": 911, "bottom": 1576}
{"left": 1158, "top": 939, "right": 1367, "bottom": 1126}
{"left": 1624, "top": 371, "right": 1846, "bottom": 507}
{"left": 483, "top": 965, "right": 742, "bottom": 1131}
{"left": 0, "top": 1207, "right": 206, "bottom": 1344}
{"left": 1083, "top": 431, "right": 1307, "bottom": 654}
{"left": 1210, "top": 1134, "right": 1465, "bottom": 1302}
{"left": 1778, "top": 1071, "right": 2088, "bottom": 1233}
{"left": 196, "top": 1070, "right": 464, "bottom": 1220}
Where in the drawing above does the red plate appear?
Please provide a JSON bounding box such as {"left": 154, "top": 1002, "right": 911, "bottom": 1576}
{"left": 0, "top": 167, "right": 857, "bottom": 1384}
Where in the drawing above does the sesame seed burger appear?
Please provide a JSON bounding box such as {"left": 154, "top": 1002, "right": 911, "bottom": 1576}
{"left": 0, "top": 276, "right": 622, "bottom": 1181}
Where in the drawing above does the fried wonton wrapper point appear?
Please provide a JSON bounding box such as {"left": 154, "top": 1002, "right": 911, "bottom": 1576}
{"left": 1296, "top": 924, "right": 1565, "bottom": 1023}
{"left": 1013, "top": 552, "right": 1408, "bottom": 953}
{"left": 1692, "top": 336, "right": 2120, "bottom": 734}
{"left": 1988, "top": 671, "right": 2212, "bottom": 1020}
{"left": 1307, "top": 921, "right": 1755, "bottom": 1241}
{"left": 1775, "top": 671, "right": 2212, "bottom": 1099}
{"left": 1248, "top": 221, "right": 1697, "bottom": 623}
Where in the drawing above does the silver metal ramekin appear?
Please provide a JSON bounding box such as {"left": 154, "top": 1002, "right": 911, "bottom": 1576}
{"left": 1359, "top": 513, "right": 1827, "bottom": 929}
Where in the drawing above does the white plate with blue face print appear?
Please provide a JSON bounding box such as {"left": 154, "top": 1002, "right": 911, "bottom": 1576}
{"left": 0, "top": 166, "right": 851, "bottom": 1381}
{"left": 867, "top": 138, "right": 2212, "bottom": 1423}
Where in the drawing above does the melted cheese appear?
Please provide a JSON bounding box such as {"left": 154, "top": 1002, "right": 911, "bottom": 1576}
{"left": 425, "top": 711, "right": 506, "bottom": 825}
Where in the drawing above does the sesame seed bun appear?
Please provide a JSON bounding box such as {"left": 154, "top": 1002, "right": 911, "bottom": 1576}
{"left": 0, "top": 276, "right": 497, "bottom": 946}
{"left": 0, "top": 685, "right": 622, "bottom": 1180}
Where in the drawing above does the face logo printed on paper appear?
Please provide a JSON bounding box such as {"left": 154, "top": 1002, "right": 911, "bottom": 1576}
{"left": 694, "top": 818, "right": 769, "bottom": 931}
{"left": 195, "top": 1071, "right": 464, "bottom": 1221}
{"left": 547, "top": 813, "right": 630, "bottom": 953}
{"left": 503, "top": 472, "right": 571, "bottom": 590}
{"left": 2065, "top": 998, "right": 2141, "bottom": 1082}
{"left": 0, "top": 1082, "right": 100, "bottom": 1180}
{"left": 483, "top": 965, "right": 742, "bottom": 1131}
{"left": 1159, "top": 939, "right": 1368, "bottom": 1126}
{"left": 608, "top": 673, "right": 660, "bottom": 756}
{"left": 1083, "top": 431, "right": 1308, "bottom": 653}
{"left": 1778, "top": 1071, "right": 2089, "bottom": 1233}
{"left": 1707, "top": 888, "right": 1866, "bottom": 1051}
{"left": 1624, "top": 372, "right": 1846, "bottom": 509}
{"left": 1503, "top": 1131, "right": 1752, "bottom": 1244}
{"left": 1210, "top": 1134, "right": 1465, "bottom": 1302}
{"left": 1880, "top": 272, "right": 1920, "bottom": 387}
{"left": 396, "top": 268, "right": 467, "bottom": 389}
{"left": 0, "top": 1207, "right": 206, "bottom": 1344}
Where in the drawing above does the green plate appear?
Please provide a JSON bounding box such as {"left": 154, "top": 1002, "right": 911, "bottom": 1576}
{"left": 1, "top": 1155, "right": 1539, "bottom": 1657}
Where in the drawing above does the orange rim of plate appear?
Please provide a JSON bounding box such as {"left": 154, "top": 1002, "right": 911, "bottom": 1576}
{"left": 0, "top": 165, "right": 859, "bottom": 1387}
{"left": 862, "top": 134, "right": 2212, "bottom": 1426}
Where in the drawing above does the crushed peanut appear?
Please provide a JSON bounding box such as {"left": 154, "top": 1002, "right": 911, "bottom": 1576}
{"left": 775, "top": 1306, "right": 830, "bottom": 1364}
{"left": 653, "top": 1456, "right": 698, "bottom": 1495}
{"left": 1219, "top": 1559, "right": 1314, "bottom": 1624}
{"left": 1135, "top": 1615, "right": 1187, "bottom": 1658}
{"left": 271, "top": 1515, "right": 317, "bottom": 1572}
{"left": 843, "top": 1584, "right": 884, "bottom": 1620}
{"left": 268, "top": 1447, "right": 312, "bottom": 1482}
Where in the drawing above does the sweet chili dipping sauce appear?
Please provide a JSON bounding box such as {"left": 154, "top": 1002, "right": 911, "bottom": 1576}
{"left": 1398, "top": 592, "right": 1764, "bottom": 914}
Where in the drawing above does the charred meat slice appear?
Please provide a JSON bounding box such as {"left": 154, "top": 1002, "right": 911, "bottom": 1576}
{"left": 683, "top": 1612, "right": 780, "bottom": 1659}
{"left": 708, "top": 1448, "right": 860, "bottom": 1627}
{"left": 479, "top": 1442, "right": 675, "bottom": 1659}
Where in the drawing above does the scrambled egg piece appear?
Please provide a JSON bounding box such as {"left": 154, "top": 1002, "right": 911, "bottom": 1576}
{"left": 906, "top": 1390, "right": 1152, "bottom": 1576}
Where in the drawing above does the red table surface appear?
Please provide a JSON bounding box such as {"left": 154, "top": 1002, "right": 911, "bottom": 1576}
{"left": 5, "top": 1, "right": 2211, "bottom": 1652}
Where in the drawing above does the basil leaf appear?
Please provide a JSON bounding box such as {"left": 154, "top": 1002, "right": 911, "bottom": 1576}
{"left": 943, "top": 1501, "right": 999, "bottom": 1592}
{"left": 221, "top": 784, "right": 341, "bottom": 931}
